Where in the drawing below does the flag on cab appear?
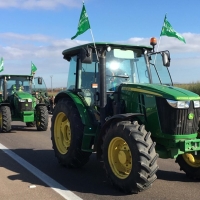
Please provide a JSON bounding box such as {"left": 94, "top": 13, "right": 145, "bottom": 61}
{"left": 0, "top": 57, "right": 4, "bottom": 72}
{"left": 31, "top": 62, "right": 37, "bottom": 75}
{"left": 160, "top": 15, "right": 186, "bottom": 43}
{"left": 71, "top": 4, "right": 91, "bottom": 40}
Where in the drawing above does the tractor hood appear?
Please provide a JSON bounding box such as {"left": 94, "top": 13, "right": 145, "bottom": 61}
{"left": 121, "top": 83, "right": 200, "bottom": 101}
{"left": 14, "top": 91, "right": 33, "bottom": 101}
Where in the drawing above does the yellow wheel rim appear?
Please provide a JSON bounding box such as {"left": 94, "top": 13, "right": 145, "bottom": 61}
{"left": 54, "top": 112, "right": 71, "bottom": 154}
{"left": 182, "top": 153, "right": 200, "bottom": 168}
{"left": 108, "top": 137, "right": 132, "bottom": 179}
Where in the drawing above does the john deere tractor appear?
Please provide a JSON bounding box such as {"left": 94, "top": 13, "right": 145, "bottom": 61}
{"left": 0, "top": 75, "right": 49, "bottom": 132}
{"left": 51, "top": 38, "right": 200, "bottom": 193}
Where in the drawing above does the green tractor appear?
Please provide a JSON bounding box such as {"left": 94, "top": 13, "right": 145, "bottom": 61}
{"left": 0, "top": 75, "right": 49, "bottom": 132}
{"left": 51, "top": 38, "right": 200, "bottom": 194}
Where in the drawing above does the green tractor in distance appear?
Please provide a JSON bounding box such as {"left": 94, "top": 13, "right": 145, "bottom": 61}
{"left": 0, "top": 75, "right": 49, "bottom": 132}
{"left": 32, "top": 76, "right": 51, "bottom": 112}
{"left": 51, "top": 38, "right": 200, "bottom": 194}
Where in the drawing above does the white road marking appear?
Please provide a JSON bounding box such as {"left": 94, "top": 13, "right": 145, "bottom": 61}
{"left": 0, "top": 143, "right": 82, "bottom": 200}
{"left": 29, "top": 185, "right": 36, "bottom": 188}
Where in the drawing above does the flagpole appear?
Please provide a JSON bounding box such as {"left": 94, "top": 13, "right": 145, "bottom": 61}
{"left": 82, "top": 1, "right": 99, "bottom": 62}
{"left": 154, "top": 14, "right": 167, "bottom": 65}
{"left": 153, "top": 36, "right": 162, "bottom": 65}
{"left": 89, "top": 29, "right": 99, "bottom": 62}
{"left": 156, "top": 14, "right": 167, "bottom": 53}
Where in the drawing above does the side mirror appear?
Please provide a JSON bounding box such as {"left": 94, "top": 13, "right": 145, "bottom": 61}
{"left": 80, "top": 47, "right": 93, "bottom": 64}
{"left": 38, "top": 77, "right": 42, "bottom": 85}
{"left": 162, "top": 51, "right": 170, "bottom": 67}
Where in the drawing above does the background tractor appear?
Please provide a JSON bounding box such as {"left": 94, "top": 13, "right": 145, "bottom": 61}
{"left": 0, "top": 75, "right": 49, "bottom": 132}
{"left": 51, "top": 39, "right": 200, "bottom": 194}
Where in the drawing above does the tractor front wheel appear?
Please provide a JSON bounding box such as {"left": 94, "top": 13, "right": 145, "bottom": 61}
{"left": 36, "top": 105, "right": 48, "bottom": 131}
{"left": 0, "top": 106, "right": 11, "bottom": 133}
{"left": 102, "top": 121, "right": 158, "bottom": 194}
{"left": 51, "top": 98, "right": 91, "bottom": 168}
{"left": 176, "top": 153, "right": 200, "bottom": 179}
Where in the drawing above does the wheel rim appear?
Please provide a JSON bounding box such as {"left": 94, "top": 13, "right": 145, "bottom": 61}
{"left": 182, "top": 153, "right": 200, "bottom": 168}
{"left": 54, "top": 112, "right": 71, "bottom": 154}
{"left": 108, "top": 137, "right": 132, "bottom": 179}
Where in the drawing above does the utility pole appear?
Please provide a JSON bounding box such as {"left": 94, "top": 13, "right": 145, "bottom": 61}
{"left": 50, "top": 75, "right": 53, "bottom": 93}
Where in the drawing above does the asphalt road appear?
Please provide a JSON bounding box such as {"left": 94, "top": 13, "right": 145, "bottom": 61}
{"left": 0, "top": 116, "right": 200, "bottom": 200}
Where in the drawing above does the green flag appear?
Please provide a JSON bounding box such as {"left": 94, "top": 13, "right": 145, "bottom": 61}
{"left": 31, "top": 62, "right": 37, "bottom": 75}
{"left": 0, "top": 57, "right": 4, "bottom": 72}
{"left": 160, "top": 15, "right": 186, "bottom": 43}
{"left": 71, "top": 4, "right": 90, "bottom": 40}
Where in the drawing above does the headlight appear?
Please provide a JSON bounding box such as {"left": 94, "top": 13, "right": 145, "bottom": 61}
{"left": 194, "top": 100, "right": 200, "bottom": 108}
{"left": 19, "top": 99, "right": 26, "bottom": 102}
{"left": 166, "top": 99, "right": 190, "bottom": 108}
{"left": 28, "top": 99, "right": 32, "bottom": 102}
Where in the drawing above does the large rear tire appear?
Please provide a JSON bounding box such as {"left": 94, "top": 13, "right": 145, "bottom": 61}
{"left": 102, "top": 121, "right": 158, "bottom": 194}
{"left": 176, "top": 153, "right": 200, "bottom": 179}
{"left": 36, "top": 105, "right": 48, "bottom": 131}
{"left": 51, "top": 98, "right": 91, "bottom": 168}
{"left": 0, "top": 106, "right": 11, "bottom": 133}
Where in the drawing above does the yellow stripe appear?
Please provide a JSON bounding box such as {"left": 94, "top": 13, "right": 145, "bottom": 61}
{"left": 122, "top": 87, "right": 163, "bottom": 97}
{"left": 176, "top": 97, "right": 200, "bottom": 100}
{"left": 122, "top": 87, "right": 200, "bottom": 100}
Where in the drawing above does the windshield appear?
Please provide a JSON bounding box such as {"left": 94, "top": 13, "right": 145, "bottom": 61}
{"left": 0, "top": 76, "right": 32, "bottom": 95}
{"left": 106, "top": 49, "right": 172, "bottom": 91}
{"left": 32, "top": 77, "right": 48, "bottom": 93}
{"left": 149, "top": 52, "right": 172, "bottom": 85}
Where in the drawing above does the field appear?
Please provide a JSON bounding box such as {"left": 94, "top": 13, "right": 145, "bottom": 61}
{"left": 175, "top": 82, "right": 200, "bottom": 96}
{"left": 47, "top": 88, "right": 67, "bottom": 97}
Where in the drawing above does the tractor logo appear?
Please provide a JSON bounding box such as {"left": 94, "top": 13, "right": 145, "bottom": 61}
{"left": 188, "top": 113, "right": 194, "bottom": 120}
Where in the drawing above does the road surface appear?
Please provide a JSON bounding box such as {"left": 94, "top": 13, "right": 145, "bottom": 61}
{"left": 0, "top": 117, "right": 200, "bottom": 200}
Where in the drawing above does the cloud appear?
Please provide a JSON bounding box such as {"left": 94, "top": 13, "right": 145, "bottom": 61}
{"left": 0, "top": 32, "right": 200, "bottom": 87}
{"left": 0, "top": 32, "right": 89, "bottom": 87}
{"left": 128, "top": 33, "right": 200, "bottom": 53}
{"left": 0, "top": 33, "right": 88, "bottom": 59}
{"left": 0, "top": 0, "right": 83, "bottom": 10}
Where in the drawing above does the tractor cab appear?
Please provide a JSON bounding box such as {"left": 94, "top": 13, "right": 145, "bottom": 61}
{"left": 32, "top": 76, "right": 50, "bottom": 110}
{"left": 64, "top": 41, "right": 171, "bottom": 123}
{"left": 0, "top": 75, "right": 33, "bottom": 101}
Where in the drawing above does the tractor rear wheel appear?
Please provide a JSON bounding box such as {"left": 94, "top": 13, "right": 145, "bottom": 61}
{"left": 26, "top": 122, "right": 36, "bottom": 127}
{"left": 176, "top": 153, "right": 200, "bottom": 179}
{"left": 36, "top": 105, "right": 48, "bottom": 131}
{"left": 102, "top": 121, "right": 158, "bottom": 194}
{"left": 0, "top": 106, "right": 11, "bottom": 133}
{"left": 51, "top": 98, "right": 91, "bottom": 168}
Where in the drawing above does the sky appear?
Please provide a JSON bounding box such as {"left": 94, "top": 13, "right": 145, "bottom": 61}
{"left": 0, "top": 0, "right": 200, "bottom": 89}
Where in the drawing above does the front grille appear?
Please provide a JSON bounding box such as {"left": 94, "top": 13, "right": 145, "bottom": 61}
{"left": 156, "top": 97, "right": 200, "bottom": 135}
{"left": 18, "top": 102, "right": 32, "bottom": 111}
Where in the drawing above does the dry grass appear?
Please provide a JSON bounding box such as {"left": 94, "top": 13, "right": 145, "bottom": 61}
{"left": 47, "top": 88, "right": 67, "bottom": 97}
{"left": 175, "top": 82, "right": 200, "bottom": 96}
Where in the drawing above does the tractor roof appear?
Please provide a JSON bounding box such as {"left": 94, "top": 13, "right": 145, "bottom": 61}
{"left": 0, "top": 74, "right": 33, "bottom": 78}
{"left": 62, "top": 42, "right": 152, "bottom": 61}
